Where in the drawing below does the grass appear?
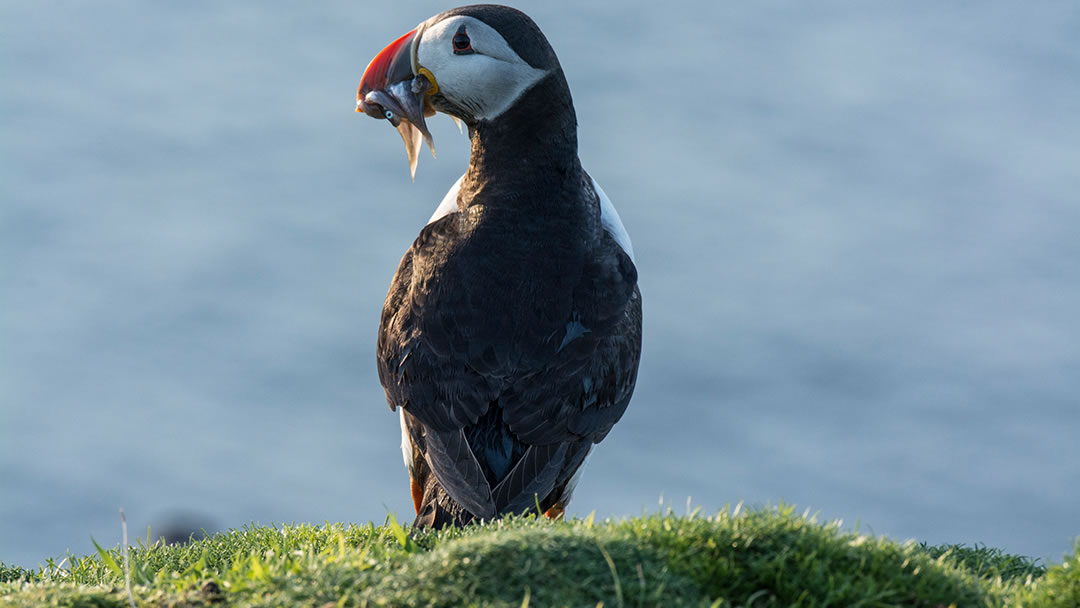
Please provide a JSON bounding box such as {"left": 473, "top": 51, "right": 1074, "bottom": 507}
{"left": 1, "top": 505, "right": 1076, "bottom": 607}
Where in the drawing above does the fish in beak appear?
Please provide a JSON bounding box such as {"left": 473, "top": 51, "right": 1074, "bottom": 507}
{"left": 356, "top": 28, "right": 438, "bottom": 179}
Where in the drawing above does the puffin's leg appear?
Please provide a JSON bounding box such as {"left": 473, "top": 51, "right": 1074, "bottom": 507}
{"left": 410, "top": 475, "right": 424, "bottom": 514}
{"left": 543, "top": 502, "right": 565, "bottom": 520}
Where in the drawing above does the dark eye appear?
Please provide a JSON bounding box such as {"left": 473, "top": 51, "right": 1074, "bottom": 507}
{"left": 452, "top": 26, "right": 473, "bottom": 55}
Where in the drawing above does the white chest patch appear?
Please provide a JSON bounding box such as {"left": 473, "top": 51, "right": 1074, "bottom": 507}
{"left": 399, "top": 408, "right": 412, "bottom": 470}
{"left": 426, "top": 174, "right": 464, "bottom": 225}
{"left": 592, "top": 177, "right": 635, "bottom": 262}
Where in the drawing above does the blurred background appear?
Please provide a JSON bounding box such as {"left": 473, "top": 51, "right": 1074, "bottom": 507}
{"left": 2, "top": 0, "right": 1078, "bottom": 568}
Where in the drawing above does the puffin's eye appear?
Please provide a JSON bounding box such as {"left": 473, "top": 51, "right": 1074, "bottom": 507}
{"left": 452, "top": 26, "right": 473, "bottom": 55}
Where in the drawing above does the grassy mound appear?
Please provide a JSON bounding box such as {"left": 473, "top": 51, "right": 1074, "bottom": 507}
{"left": 1, "top": 505, "right": 1076, "bottom": 607}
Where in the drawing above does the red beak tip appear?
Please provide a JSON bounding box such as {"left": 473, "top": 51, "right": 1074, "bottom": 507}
{"left": 358, "top": 28, "right": 417, "bottom": 95}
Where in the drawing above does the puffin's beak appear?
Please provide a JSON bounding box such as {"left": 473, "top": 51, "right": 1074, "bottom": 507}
{"left": 356, "top": 28, "right": 437, "bottom": 179}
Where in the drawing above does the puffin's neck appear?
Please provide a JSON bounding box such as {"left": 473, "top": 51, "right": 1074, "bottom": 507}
{"left": 462, "top": 71, "right": 582, "bottom": 203}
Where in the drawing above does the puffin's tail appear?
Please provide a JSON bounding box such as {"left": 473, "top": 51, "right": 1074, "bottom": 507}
{"left": 410, "top": 441, "right": 592, "bottom": 528}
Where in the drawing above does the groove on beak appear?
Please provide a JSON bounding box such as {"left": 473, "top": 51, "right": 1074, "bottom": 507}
{"left": 357, "top": 29, "right": 417, "bottom": 103}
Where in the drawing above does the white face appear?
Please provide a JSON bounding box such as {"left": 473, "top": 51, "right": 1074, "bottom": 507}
{"left": 415, "top": 15, "right": 548, "bottom": 122}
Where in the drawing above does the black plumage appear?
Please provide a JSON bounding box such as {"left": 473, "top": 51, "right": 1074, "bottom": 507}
{"left": 373, "top": 5, "right": 641, "bottom": 528}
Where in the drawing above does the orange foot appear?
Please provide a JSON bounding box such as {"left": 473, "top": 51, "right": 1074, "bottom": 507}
{"left": 410, "top": 477, "right": 423, "bottom": 514}
{"left": 543, "top": 503, "right": 565, "bottom": 520}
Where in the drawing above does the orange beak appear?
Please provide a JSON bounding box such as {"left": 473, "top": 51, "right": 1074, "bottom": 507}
{"left": 356, "top": 29, "right": 417, "bottom": 113}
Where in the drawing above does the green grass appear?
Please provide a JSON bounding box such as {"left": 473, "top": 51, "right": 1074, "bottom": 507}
{"left": 1, "top": 505, "right": 1076, "bottom": 607}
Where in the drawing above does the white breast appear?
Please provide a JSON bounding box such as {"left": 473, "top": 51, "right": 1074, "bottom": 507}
{"left": 426, "top": 174, "right": 464, "bottom": 225}
{"left": 399, "top": 408, "right": 411, "bottom": 470}
{"left": 592, "top": 177, "right": 635, "bottom": 262}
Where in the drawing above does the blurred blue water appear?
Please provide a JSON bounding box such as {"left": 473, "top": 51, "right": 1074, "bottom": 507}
{"left": 2, "top": 1, "right": 1078, "bottom": 567}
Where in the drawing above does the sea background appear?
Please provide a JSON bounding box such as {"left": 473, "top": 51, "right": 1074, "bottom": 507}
{"left": 2, "top": 1, "right": 1078, "bottom": 567}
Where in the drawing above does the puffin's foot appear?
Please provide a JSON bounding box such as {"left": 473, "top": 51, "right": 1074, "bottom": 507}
{"left": 543, "top": 503, "right": 565, "bottom": 520}
{"left": 410, "top": 477, "right": 424, "bottom": 514}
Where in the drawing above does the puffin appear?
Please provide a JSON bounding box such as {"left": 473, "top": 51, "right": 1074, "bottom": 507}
{"left": 356, "top": 5, "right": 641, "bottom": 528}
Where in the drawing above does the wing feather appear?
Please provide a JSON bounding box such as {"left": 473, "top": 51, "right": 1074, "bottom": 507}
{"left": 421, "top": 426, "right": 497, "bottom": 519}
{"left": 377, "top": 174, "right": 641, "bottom": 520}
{"left": 491, "top": 442, "right": 568, "bottom": 513}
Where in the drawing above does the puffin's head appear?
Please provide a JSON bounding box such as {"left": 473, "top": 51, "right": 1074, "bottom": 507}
{"left": 356, "top": 5, "right": 559, "bottom": 178}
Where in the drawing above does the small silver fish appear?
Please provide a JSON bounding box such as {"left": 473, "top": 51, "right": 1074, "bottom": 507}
{"left": 357, "top": 76, "right": 436, "bottom": 179}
